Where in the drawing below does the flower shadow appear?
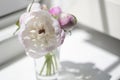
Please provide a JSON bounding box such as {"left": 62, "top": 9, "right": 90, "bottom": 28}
{"left": 59, "top": 61, "right": 111, "bottom": 80}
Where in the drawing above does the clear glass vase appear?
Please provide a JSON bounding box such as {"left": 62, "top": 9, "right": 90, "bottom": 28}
{"left": 34, "top": 48, "right": 59, "bottom": 80}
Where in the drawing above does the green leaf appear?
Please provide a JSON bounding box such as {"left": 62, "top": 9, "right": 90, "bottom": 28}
{"left": 16, "top": 20, "right": 20, "bottom": 27}
{"left": 13, "top": 20, "right": 20, "bottom": 35}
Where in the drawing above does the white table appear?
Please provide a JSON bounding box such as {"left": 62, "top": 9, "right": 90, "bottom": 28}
{"left": 0, "top": 28, "right": 120, "bottom": 80}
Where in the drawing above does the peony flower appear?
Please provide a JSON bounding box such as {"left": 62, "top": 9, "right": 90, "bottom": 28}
{"left": 49, "top": 6, "right": 62, "bottom": 17}
{"left": 18, "top": 4, "right": 65, "bottom": 58}
{"left": 58, "top": 13, "right": 77, "bottom": 30}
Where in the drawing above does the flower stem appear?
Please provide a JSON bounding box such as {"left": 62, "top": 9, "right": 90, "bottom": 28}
{"left": 39, "top": 52, "right": 58, "bottom": 76}
{"left": 49, "top": 60, "right": 51, "bottom": 75}
{"left": 54, "top": 55, "right": 58, "bottom": 70}
{"left": 28, "top": 0, "right": 35, "bottom": 12}
{"left": 51, "top": 58, "right": 55, "bottom": 74}
{"left": 39, "top": 59, "right": 47, "bottom": 75}
{"left": 46, "top": 60, "right": 49, "bottom": 75}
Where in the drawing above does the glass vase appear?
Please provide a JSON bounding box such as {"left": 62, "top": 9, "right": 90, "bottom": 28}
{"left": 34, "top": 48, "right": 59, "bottom": 80}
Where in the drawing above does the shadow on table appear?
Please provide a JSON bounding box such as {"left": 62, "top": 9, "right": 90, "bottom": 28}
{"left": 75, "top": 23, "right": 120, "bottom": 73}
{"left": 59, "top": 61, "right": 111, "bottom": 80}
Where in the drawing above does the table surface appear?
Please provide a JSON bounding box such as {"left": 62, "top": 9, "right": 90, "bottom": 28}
{"left": 0, "top": 28, "right": 120, "bottom": 80}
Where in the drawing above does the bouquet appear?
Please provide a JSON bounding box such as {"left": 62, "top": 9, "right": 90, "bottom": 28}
{"left": 15, "top": 1, "right": 77, "bottom": 80}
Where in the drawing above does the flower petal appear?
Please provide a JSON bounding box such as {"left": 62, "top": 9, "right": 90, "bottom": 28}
{"left": 49, "top": 6, "right": 62, "bottom": 17}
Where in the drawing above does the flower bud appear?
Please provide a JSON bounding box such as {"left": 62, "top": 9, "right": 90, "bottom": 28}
{"left": 59, "top": 13, "right": 77, "bottom": 30}
{"left": 41, "top": 4, "right": 48, "bottom": 10}
{"left": 49, "top": 6, "right": 62, "bottom": 17}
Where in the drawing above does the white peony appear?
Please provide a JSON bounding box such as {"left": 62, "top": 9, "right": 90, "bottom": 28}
{"left": 18, "top": 3, "right": 65, "bottom": 58}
